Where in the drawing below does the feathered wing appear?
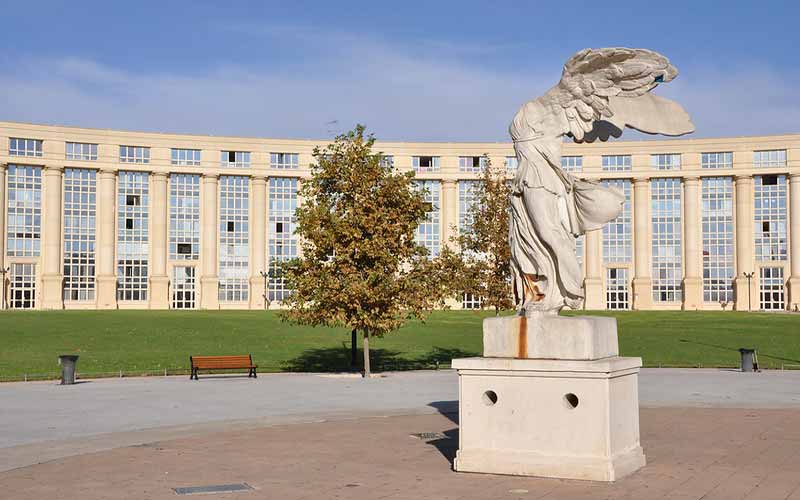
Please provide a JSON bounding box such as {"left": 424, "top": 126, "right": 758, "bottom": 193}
{"left": 553, "top": 47, "right": 694, "bottom": 142}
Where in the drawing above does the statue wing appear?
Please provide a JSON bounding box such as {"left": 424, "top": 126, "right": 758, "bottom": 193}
{"left": 554, "top": 47, "right": 694, "bottom": 142}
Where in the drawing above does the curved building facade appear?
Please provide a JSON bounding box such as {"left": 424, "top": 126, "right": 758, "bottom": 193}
{"left": 0, "top": 121, "right": 798, "bottom": 311}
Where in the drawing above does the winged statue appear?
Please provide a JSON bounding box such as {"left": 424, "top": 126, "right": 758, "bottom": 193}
{"left": 509, "top": 47, "right": 694, "bottom": 314}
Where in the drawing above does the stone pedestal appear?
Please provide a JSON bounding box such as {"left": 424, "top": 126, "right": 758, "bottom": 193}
{"left": 453, "top": 315, "right": 646, "bottom": 482}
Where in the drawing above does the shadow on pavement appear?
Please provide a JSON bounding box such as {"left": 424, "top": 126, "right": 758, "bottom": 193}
{"left": 426, "top": 400, "right": 459, "bottom": 466}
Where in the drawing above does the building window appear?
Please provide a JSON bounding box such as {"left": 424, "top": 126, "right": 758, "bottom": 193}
{"left": 268, "top": 177, "right": 298, "bottom": 301}
{"left": 462, "top": 293, "right": 482, "bottom": 310}
{"left": 458, "top": 180, "right": 480, "bottom": 236}
{"left": 602, "top": 179, "right": 632, "bottom": 263}
{"left": 63, "top": 168, "right": 97, "bottom": 301}
{"left": 701, "top": 152, "right": 732, "bottom": 169}
{"left": 414, "top": 180, "right": 440, "bottom": 257}
{"left": 171, "top": 148, "right": 201, "bottom": 166}
{"left": 172, "top": 266, "right": 196, "bottom": 309}
{"left": 221, "top": 151, "right": 251, "bottom": 168}
{"left": 602, "top": 155, "right": 631, "bottom": 172}
{"left": 505, "top": 156, "right": 519, "bottom": 174}
{"left": 754, "top": 175, "right": 787, "bottom": 261}
{"left": 270, "top": 152, "right": 299, "bottom": 169}
{"left": 606, "top": 268, "right": 629, "bottom": 310}
{"left": 459, "top": 156, "right": 487, "bottom": 173}
{"left": 169, "top": 174, "right": 200, "bottom": 260}
{"left": 651, "top": 178, "right": 682, "bottom": 302}
{"left": 6, "top": 165, "right": 42, "bottom": 257}
{"left": 9, "top": 138, "right": 43, "bottom": 157}
{"left": 117, "top": 171, "right": 149, "bottom": 301}
{"left": 651, "top": 153, "right": 681, "bottom": 171}
{"left": 219, "top": 176, "right": 249, "bottom": 302}
{"left": 380, "top": 155, "right": 394, "bottom": 169}
{"left": 119, "top": 145, "right": 150, "bottom": 164}
{"left": 412, "top": 156, "right": 440, "bottom": 173}
{"left": 9, "top": 263, "right": 36, "bottom": 309}
{"left": 702, "top": 177, "right": 734, "bottom": 303}
{"left": 66, "top": 142, "right": 98, "bottom": 161}
{"left": 759, "top": 267, "right": 785, "bottom": 311}
{"left": 561, "top": 156, "right": 583, "bottom": 173}
{"left": 753, "top": 149, "right": 787, "bottom": 168}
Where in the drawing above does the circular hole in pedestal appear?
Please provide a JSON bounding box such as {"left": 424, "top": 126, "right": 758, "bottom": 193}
{"left": 564, "top": 393, "right": 579, "bottom": 409}
{"left": 482, "top": 390, "right": 498, "bottom": 406}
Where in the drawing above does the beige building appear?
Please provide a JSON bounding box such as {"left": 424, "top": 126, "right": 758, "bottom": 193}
{"left": 0, "top": 121, "right": 798, "bottom": 312}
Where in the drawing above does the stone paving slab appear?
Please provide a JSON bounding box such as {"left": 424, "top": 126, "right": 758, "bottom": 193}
{"left": 2, "top": 407, "right": 800, "bottom": 500}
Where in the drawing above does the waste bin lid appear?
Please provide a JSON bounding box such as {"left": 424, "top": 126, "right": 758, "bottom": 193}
{"left": 738, "top": 348, "right": 756, "bottom": 354}
{"left": 58, "top": 354, "right": 80, "bottom": 362}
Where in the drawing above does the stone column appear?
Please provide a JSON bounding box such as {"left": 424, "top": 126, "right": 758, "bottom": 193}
{"left": 733, "top": 175, "right": 755, "bottom": 310}
{"left": 583, "top": 228, "right": 604, "bottom": 309}
{"left": 96, "top": 169, "right": 118, "bottom": 309}
{"left": 441, "top": 179, "right": 458, "bottom": 250}
{"left": 41, "top": 165, "right": 64, "bottom": 309}
{"left": 149, "top": 172, "right": 170, "bottom": 309}
{"left": 0, "top": 165, "right": 5, "bottom": 309}
{"left": 249, "top": 176, "right": 267, "bottom": 309}
{"left": 631, "top": 178, "right": 652, "bottom": 309}
{"left": 199, "top": 173, "right": 219, "bottom": 309}
{"left": 681, "top": 177, "right": 703, "bottom": 310}
{"left": 440, "top": 179, "right": 460, "bottom": 308}
{"left": 788, "top": 174, "right": 800, "bottom": 309}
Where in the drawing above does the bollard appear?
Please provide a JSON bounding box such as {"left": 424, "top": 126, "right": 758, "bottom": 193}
{"left": 739, "top": 348, "right": 756, "bottom": 372}
{"left": 58, "top": 355, "right": 80, "bottom": 385}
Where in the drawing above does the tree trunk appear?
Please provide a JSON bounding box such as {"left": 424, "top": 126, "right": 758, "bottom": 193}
{"left": 362, "top": 331, "right": 371, "bottom": 378}
{"left": 350, "top": 329, "right": 357, "bottom": 370}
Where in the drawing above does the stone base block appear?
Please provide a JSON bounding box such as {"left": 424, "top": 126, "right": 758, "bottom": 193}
{"left": 452, "top": 356, "right": 645, "bottom": 482}
{"left": 682, "top": 277, "right": 703, "bottom": 311}
{"left": 631, "top": 277, "right": 652, "bottom": 310}
{"left": 199, "top": 276, "right": 220, "bottom": 310}
{"left": 96, "top": 276, "right": 118, "bottom": 309}
{"left": 40, "top": 274, "right": 64, "bottom": 310}
{"left": 483, "top": 314, "right": 618, "bottom": 360}
{"left": 149, "top": 275, "right": 170, "bottom": 310}
{"left": 788, "top": 277, "right": 800, "bottom": 312}
{"left": 583, "top": 277, "right": 604, "bottom": 310}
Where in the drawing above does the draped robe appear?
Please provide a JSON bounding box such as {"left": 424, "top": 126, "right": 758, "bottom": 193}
{"left": 509, "top": 135, "right": 624, "bottom": 312}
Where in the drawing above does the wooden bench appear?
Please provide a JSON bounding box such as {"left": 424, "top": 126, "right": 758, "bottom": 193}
{"left": 189, "top": 355, "right": 257, "bottom": 380}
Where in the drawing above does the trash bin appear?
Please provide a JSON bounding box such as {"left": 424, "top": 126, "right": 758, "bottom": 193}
{"left": 738, "top": 348, "right": 755, "bottom": 372}
{"left": 58, "top": 355, "right": 80, "bottom": 385}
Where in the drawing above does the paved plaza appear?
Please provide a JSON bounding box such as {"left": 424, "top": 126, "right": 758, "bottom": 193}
{"left": 2, "top": 369, "right": 800, "bottom": 498}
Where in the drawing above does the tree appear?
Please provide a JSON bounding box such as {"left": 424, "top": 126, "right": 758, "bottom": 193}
{"left": 281, "top": 125, "right": 457, "bottom": 377}
{"left": 454, "top": 156, "right": 514, "bottom": 314}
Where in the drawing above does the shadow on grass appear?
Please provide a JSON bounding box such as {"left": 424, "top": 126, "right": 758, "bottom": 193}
{"left": 282, "top": 346, "right": 477, "bottom": 373}
{"left": 679, "top": 338, "right": 800, "bottom": 364}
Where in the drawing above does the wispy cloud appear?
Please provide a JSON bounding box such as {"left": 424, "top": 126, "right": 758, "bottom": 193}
{"left": 0, "top": 28, "right": 797, "bottom": 141}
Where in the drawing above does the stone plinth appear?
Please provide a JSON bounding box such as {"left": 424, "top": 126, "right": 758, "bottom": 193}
{"left": 452, "top": 356, "right": 645, "bottom": 481}
{"left": 483, "top": 314, "right": 618, "bottom": 360}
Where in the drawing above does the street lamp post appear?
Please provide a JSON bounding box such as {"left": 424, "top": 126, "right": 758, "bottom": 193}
{"left": 743, "top": 271, "right": 755, "bottom": 311}
{"left": 259, "top": 270, "right": 268, "bottom": 310}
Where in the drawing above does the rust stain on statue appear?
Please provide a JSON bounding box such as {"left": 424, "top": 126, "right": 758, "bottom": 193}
{"left": 518, "top": 315, "right": 528, "bottom": 359}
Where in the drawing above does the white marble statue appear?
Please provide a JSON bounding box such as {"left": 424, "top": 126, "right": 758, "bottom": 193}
{"left": 509, "top": 47, "right": 694, "bottom": 314}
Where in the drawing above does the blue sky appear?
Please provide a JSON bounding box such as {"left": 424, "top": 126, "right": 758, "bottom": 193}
{"left": 1, "top": 0, "right": 798, "bottom": 141}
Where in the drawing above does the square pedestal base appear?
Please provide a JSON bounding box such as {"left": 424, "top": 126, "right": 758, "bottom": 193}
{"left": 452, "top": 357, "right": 646, "bottom": 482}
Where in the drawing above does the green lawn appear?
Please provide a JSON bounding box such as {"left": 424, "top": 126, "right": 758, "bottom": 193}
{"left": 1, "top": 310, "right": 799, "bottom": 381}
